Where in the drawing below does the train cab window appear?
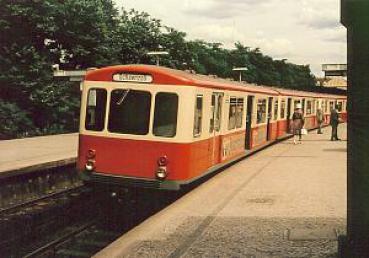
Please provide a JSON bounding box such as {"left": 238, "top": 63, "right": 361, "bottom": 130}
{"left": 85, "top": 88, "right": 107, "bottom": 131}
{"left": 108, "top": 89, "right": 151, "bottom": 135}
{"left": 273, "top": 98, "right": 278, "bottom": 120}
{"left": 257, "top": 99, "right": 267, "bottom": 124}
{"left": 193, "top": 95, "right": 203, "bottom": 137}
{"left": 228, "top": 97, "right": 237, "bottom": 130}
{"left": 280, "top": 99, "right": 286, "bottom": 119}
{"left": 236, "top": 98, "right": 244, "bottom": 128}
{"left": 153, "top": 93, "right": 178, "bottom": 137}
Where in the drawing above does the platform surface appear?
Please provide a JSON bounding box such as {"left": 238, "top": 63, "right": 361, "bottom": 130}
{"left": 0, "top": 133, "right": 78, "bottom": 177}
{"left": 95, "top": 124, "right": 347, "bottom": 258}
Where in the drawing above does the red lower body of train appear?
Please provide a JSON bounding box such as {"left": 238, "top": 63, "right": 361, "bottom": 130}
{"left": 78, "top": 116, "right": 345, "bottom": 190}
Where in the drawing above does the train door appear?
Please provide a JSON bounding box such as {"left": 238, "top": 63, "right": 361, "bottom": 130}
{"left": 209, "top": 92, "right": 223, "bottom": 166}
{"left": 287, "top": 98, "right": 292, "bottom": 132}
{"left": 266, "top": 97, "right": 273, "bottom": 141}
{"left": 245, "top": 96, "right": 254, "bottom": 149}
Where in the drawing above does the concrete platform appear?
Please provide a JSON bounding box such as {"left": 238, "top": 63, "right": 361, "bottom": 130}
{"left": 95, "top": 124, "right": 347, "bottom": 258}
{"left": 0, "top": 133, "right": 78, "bottom": 178}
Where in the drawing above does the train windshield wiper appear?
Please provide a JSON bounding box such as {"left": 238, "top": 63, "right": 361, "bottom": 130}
{"left": 116, "top": 89, "right": 130, "bottom": 105}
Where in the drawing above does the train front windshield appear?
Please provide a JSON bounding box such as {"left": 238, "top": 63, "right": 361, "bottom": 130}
{"left": 109, "top": 89, "right": 151, "bottom": 135}
{"left": 85, "top": 88, "right": 178, "bottom": 138}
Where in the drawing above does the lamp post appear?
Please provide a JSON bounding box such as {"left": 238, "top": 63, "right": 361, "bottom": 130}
{"left": 147, "top": 51, "right": 169, "bottom": 66}
{"left": 232, "top": 67, "right": 248, "bottom": 82}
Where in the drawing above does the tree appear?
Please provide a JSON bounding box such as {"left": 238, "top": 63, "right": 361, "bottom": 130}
{"left": 0, "top": 1, "right": 318, "bottom": 139}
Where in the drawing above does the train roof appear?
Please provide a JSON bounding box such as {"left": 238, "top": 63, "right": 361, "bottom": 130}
{"left": 85, "top": 65, "right": 278, "bottom": 95}
{"left": 85, "top": 65, "right": 346, "bottom": 99}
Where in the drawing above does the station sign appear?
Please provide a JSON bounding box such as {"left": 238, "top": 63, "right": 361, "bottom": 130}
{"left": 113, "top": 73, "right": 153, "bottom": 83}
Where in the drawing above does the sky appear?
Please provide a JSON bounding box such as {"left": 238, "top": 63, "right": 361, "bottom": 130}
{"left": 115, "top": 0, "right": 347, "bottom": 76}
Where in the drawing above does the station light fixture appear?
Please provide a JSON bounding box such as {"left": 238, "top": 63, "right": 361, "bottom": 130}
{"left": 232, "top": 67, "right": 248, "bottom": 82}
{"left": 147, "top": 51, "right": 169, "bottom": 66}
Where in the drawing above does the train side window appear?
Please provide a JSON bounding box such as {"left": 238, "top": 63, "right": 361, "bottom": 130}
{"left": 257, "top": 99, "right": 267, "bottom": 124}
{"left": 306, "top": 100, "right": 312, "bottom": 115}
{"left": 153, "top": 93, "right": 178, "bottom": 137}
{"left": 322, "top": 100, "right": 328, "bottom": 113}
{"left": 228, "top": 97, "right": 237, "bottom": 130}
{"left": 210, "top": 95, "right": 215, "bottom": 133}
{"left": 85, "top": 88, "right": 107, "bottom": 131}
{"left": 236, "top": 98, "right": 244, "bottom": 128}
{"left": 294, "top": 99, "right": 300, "bottom": 109}
{"left": 337, "top": 101, "right": 343, "bottom": 112}
{"left": 329, "top": 101, "right": 334, "bottom": 111}
{"left": 273, "top": 98, "right": 278, "bottom": 120}
{"left": 210, "top": 94, "right": 223, "bottom": 133}
{"left": 193, "top": 95, "right": 203, "bottom": 137}
{"left": 108, "top": 89, "right": 151, "bottom": 135}
{"left": 280, "top": 99, "right": 286, "bottom": 119}
{"left": 215, "top": 95, "right": 222, "bottom": 132}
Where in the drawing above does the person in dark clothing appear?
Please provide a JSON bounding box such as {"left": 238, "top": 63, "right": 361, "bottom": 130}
{"left": 330, "top": 105, "right": 341, "bottom": 141}
{"left": 291, "top": 103, "right": 305, "bottom": 144}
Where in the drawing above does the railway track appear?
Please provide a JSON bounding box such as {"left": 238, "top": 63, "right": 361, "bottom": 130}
{"left": 0, "top": 183, "right": 95, "bottom": 257}
{"left": 0, "top": 181, "right": 185, "bottom": 258}
{"left": 23, "top": 222, "right": 123, "bottom": 258}
{"left": 0, "top": 164, "right": 81, "bottom": 211}
{"left": 0, "top": 185, "right": 85, "bottom": 216}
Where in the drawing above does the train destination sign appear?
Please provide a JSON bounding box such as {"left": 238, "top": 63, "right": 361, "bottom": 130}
{"left": 113, "top": 73, "right": 153, "bottom": 83}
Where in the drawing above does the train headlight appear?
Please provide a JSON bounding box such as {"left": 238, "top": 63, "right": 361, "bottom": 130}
{"left": 157, "top": 156, "right": 168, "bottom": 166}
{"left": 156, "top": 166, "right": 167, "bottom": 180}
{"left": 85, "top": 160, "right": 96, "bottom": 171}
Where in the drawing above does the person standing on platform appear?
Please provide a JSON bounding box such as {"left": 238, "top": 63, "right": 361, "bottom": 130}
{"left": 316, "top": 107, "right": 325, "bottom": 134}
{"left": 330, "top": 105, "right": 341, "bottom": 141}
{"left": 291, "top": 103, "right": 305, "bottom": 144}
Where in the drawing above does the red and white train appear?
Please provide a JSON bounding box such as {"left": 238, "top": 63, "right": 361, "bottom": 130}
{"left": 77, "top": 65, "right": 347, "bottom": 190}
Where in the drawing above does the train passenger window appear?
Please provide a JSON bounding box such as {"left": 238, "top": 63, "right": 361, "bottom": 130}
{"left": 228, "top": 97, "right": 237, "bottom": 130}
{"left": 236, "top": 98, "right": 244, "bottom": 128}
{"left": 210, "top": 95, "right": 215, "bottom": 133}
{"left": 210, "top": 94, "right": 223, "bottom": 133}
{"left": 153, "top": 93, "right": 178, "bottom": 137}
{"left": 280, "top": 100, "right": 286, "bottom": 119}
{"left": 294, "top": 100, "right": 301, "bottom": 109}
{"left": 329, "top": 101, "right": 334, "bottom": 111}
{"left": 85, "top": 88, "right": 107, "bottom": 131}
{"left": 108, "top": 89, "right": 151, "bottom": 135}
{"left": 322, "top": 100, "right": 327, "bottom": 113}
{"left": 257, "top": 99, "right": 267, "bottom": 124}
{"left": 215, "top": 96, "right": 222, "bottom": 132}
{"left": 337, "top": 101, "right": 343, "bottom": 112}
{"left": 273, "top": 98, "right": 278, "bottom": 120}
{"left": 193, "top": 95, "right": 203, "bottom": 137}
{"left": 306, "top": 100, "right": 312, "bottom": 115}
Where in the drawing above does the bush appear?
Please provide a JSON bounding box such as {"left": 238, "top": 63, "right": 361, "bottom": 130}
{"left": 0, "top": 101, "right": 35, "bottom": 139}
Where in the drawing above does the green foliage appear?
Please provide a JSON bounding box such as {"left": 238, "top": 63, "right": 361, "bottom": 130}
{"left": 0, "top": 102, "right": 34, "bottom": 139}
{"left": 0, "top": 1, "right": 317, "bottom": 139}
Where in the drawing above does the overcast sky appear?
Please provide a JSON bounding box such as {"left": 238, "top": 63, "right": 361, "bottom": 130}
{"left": 115, "top": 0, "right": 347, "bottom": 76}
